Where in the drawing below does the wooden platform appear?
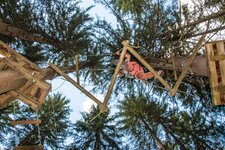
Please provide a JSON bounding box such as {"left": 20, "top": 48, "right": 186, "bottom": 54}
{"left": 205, "top": 40, "right": 225, "bottom": 105}
{"left": 0, "top": 41, "right": 51, "bottom": 110}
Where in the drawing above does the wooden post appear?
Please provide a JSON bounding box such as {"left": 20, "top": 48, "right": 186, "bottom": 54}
{"left": 100, "top": 40, "right": 129, "bottom": 113}
{"left": 49, "top": 63, "right": 107, "bottom": 109}
{"left": 75, "top": 54, "right": 80, "bottom": 85}
{"left": 171, "top": 34, "right": 206, "bottom": 96}
{"left": 11, "top": 119, "right": 42, "bottom": 126}
{"left": 126, "top": 46, "right": 173, "bottom": 93}
{"left": 14, "top": 145, "right": 43, "bottom": 150}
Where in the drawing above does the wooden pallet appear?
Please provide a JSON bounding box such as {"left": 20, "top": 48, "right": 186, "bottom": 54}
{"left": 205, "top": 40, "right": 225, "bottom": 105}
{"left": 0, "top": 41, "right": 51, "bottom": 110}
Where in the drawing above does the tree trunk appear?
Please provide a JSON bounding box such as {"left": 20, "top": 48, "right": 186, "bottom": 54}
{"left": 148, "top": 55, "right": 209, "bottom": 77}
{"left": 141, "top": 117, "right": 167, "bottom": 150}
{"left": 160, "top": 122, "right": 187, "bottom": 150}
{"left": 94, "top": 132, "right": 101, "bottom": 150}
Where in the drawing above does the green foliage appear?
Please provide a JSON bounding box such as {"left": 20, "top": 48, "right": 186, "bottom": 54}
{"left": 0, "top": 93, "right": 72, "bottom": 149}
{"left": 117, "top": 91, "right": 224, "bottom": 149}
{"left": 117, "top": 93, "right": 168, "bottom": 149}
{"left": 68, "top": 105, "right": 122, "bottom": 150}
{"left": 0, "top": 0, "right": 225, "bottom": 149}
{"left": 116, "top": 0, "right": 146, "bottom": 15}
{"left": 0, "top": 0, "right": 93, "bottom": 66}
{"left": 0, "top": 102, "right": 20, "bottom": 147}
{"left": 204, "top": 0, "right": 225, "bottom": 22}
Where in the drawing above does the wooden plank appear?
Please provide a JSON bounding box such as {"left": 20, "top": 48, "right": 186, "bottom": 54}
{"left": 205, "top": 43, "right": 221, "bottom": 105}
{"left": 11, "top": 119, "right": 42, "bottom": 126}
{"left": 100, "top": 40, "right": 129, "bottom": 113}
{"left": 0, "top": 93, "right": 15, "bottom": 108}
{"left": 49, "top": 63, "right": 107, "bottom": 109}
{"left": 8, "top": 90, "right": 40, "bottom": 110}
{"left": 214, "top": 84, "right": 225, "bottom": 94}
{"left": 171, "top": 34, "right": 206, "bottom": 96}
{"left": 210, "top": 54, "right": 225, "bottom": 61}
{"left": 217, "top": 41, "right": 225, "bottom": 103}
{"left": 14, "top": 145, "right": 43, "bottom": 150}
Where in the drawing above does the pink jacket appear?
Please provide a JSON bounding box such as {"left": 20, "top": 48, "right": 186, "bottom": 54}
{"left": 127, "top": 62, "right": 144, "bottom": 76}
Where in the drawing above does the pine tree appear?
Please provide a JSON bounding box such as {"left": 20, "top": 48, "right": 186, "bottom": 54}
{"left": 2, "top": 93, "right": 72, "bottom": 149}
{"left": 68, "top": 105, "right": 122, "bottom": 150}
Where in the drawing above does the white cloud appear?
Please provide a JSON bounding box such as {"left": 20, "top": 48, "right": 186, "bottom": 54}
{"left": 0, "top": 54, "right": 5, "bottom": 58}
{"left": 81, "top": 94, "right": 104, "bottom": 113}
{"left": 180, "top": 0, "right": 194, "bottom": 5}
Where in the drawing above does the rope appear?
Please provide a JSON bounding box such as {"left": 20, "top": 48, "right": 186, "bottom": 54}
{"left": 13, "top": 101, "right": 18, "bottom": 146}
{"left": 89, "top": 111, "right": 102, "bottom": 122}
{"left": 51, "top": 95, "right": 57, "bottom": 133}
{"left": 36, "top": 110, "right": 41, "bottom": 145}
{"left": 51, "top": 80, "right": 66, "bottom": 91}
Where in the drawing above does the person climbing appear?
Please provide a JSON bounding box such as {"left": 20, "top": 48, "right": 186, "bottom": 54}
{"left": 112, "top": 50, "right": 164, "bottom": 83}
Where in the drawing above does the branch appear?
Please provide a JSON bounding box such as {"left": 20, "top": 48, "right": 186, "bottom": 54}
{"left": 182, "top": 9, "right": 225, "bottom": 29}
{"left": 0, "top": 21, "right": 65, "bottom": 49}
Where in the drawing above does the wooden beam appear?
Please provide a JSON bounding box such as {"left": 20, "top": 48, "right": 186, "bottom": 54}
{"left": 49, "top": 63, "right": 107, "bottom": 109}
{"left": 214, "top": 84, "right": 225, "bottom": 94}
{"left": 11, "top": 119, "right": 42, "bottom": 126}
{"left": 171, "top": 34, "right": 206, "bottom": 96}
{"left": 100, "top": 40, "right": 129, "bottom": 113}
{"left": 0, "top": 93, "right": 15, "bottom": 109}
{"left": 14, "top": 145, "right": 43, "bottom": 150}
{"left": 210, "top": 54, "right": 225, "bottom": 61}
{"left": 124, "top": 34, "right": 205, "bottom": 96}
{"left": 8, "top": 90, "right": 39, "bottom": 110}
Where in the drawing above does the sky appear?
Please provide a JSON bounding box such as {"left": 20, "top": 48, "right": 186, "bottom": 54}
{"left": 51, "top": 0, "right": 117, "bottom": 123}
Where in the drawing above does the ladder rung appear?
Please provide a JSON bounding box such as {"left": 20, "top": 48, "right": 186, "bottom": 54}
{"left": 11, "top": 119, "right": 42, "bottom": 126}
{"left": 210, "top": 54, "right": 225, "bottom": 61}
{"left": 14, "top": 145, "right": 43, "bottom": 150}
{"left": 214, "top": 84, "right": 225, "bottom": 93}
